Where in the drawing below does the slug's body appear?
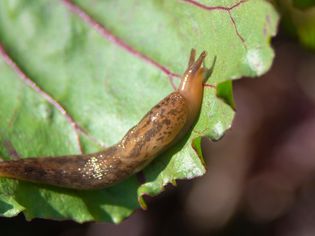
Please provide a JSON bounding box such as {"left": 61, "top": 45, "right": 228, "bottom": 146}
{"left": 0, "top": 50, "right": 214, "bottom": 189}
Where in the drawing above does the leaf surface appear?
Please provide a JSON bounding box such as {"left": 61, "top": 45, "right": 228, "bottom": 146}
{"left": 0, "top": 0, "right": 278, "bottom": 222}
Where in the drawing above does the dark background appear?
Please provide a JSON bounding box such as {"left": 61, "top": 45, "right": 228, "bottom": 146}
{"left": 2, "top": 25, "right": 315, "bottom": 236}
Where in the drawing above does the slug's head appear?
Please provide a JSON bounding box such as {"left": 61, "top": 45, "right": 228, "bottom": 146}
{"left": 178, "top": 49, "right": 216, "bottom": 116}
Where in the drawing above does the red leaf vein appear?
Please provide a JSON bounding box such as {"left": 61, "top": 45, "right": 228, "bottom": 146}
{"left": 62, "top": 0, "right": 180, "bottom": 90}
{"left": 182, "top": 0, "right": 248, "bottom": 48}
{"left": 0, "top": 44, "right": 105, "bottom": 153}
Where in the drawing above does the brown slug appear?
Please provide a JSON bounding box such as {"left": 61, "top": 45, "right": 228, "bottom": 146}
{"left": 0, "top": 49, "right": 215, "bottom": 190}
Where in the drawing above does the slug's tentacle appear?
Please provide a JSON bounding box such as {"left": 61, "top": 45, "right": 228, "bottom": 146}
{"left": 188, "top": 48, "right": 196, "bottom": 67}
{"left": 0, "top": 49, "right": 214, "bottom": 190}
{"left": 203, "top": 56, "right": 217, "bottom": 83}
{"left": 190, "top": 51, "right": 207, "bottom": 75}
{"left": 178, "top": 50, "right": 213, "bottom": 123}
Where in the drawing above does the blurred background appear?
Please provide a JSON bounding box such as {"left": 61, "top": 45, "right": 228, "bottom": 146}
{"left": 2, "top": 1, "right": 315, "bottom": 236}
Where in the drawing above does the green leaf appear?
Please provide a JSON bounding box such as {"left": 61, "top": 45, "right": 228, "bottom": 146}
{"left": 0, "top": 0, "right": 279, "bottom": 222}
{"left": 217, "top": 80, "right": 236, "bottom": 110}
{"left": 276, "top": 0, "right": 315, "bottom": 50}
{"left": 293, "top": 0, "right": 315, "bottom": 10}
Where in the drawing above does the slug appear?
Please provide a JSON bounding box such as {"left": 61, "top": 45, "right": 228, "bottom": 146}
{"left": 0, "top": 49, "right": 215, "bottom": 190}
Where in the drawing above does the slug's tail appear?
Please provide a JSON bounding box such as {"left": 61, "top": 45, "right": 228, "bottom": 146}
{"left": 0, "top": 157, "right": 93, "bottom": 189}
{"left": 0, "top": 155, "right": 37, "bottom": 180}
{"left": 0, "top": 159, "right": 44, "bottom": 181}
{"left": 0, "top": 160, "right": 23, "bottom": 179}
{"left": 0, "top": 154, "right": 129, "bottom": 190}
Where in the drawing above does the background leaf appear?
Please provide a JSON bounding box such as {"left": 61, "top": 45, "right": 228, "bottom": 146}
{"left": 0, "top": 0, "right": 279, "bottom": 222}
{"left": 276, "top": 0, "right": 315, "bottom": 50}
{"left": 292, "top": 0, "right": 315, "bottom": 10}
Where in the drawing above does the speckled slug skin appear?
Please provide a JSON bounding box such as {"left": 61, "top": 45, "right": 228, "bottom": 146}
{"left": 0, "top": 50, "right": 214, "bottom": 189}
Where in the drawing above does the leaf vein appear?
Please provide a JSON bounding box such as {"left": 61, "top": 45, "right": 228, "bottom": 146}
{"left": 62, "top": 0, "right": 180, "bottom": 90}
{"left": 181, "top": 0, "right": 248, "bottom": 48}
{"left": 0, "top": 43, "right": 105, "bottom": 153}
